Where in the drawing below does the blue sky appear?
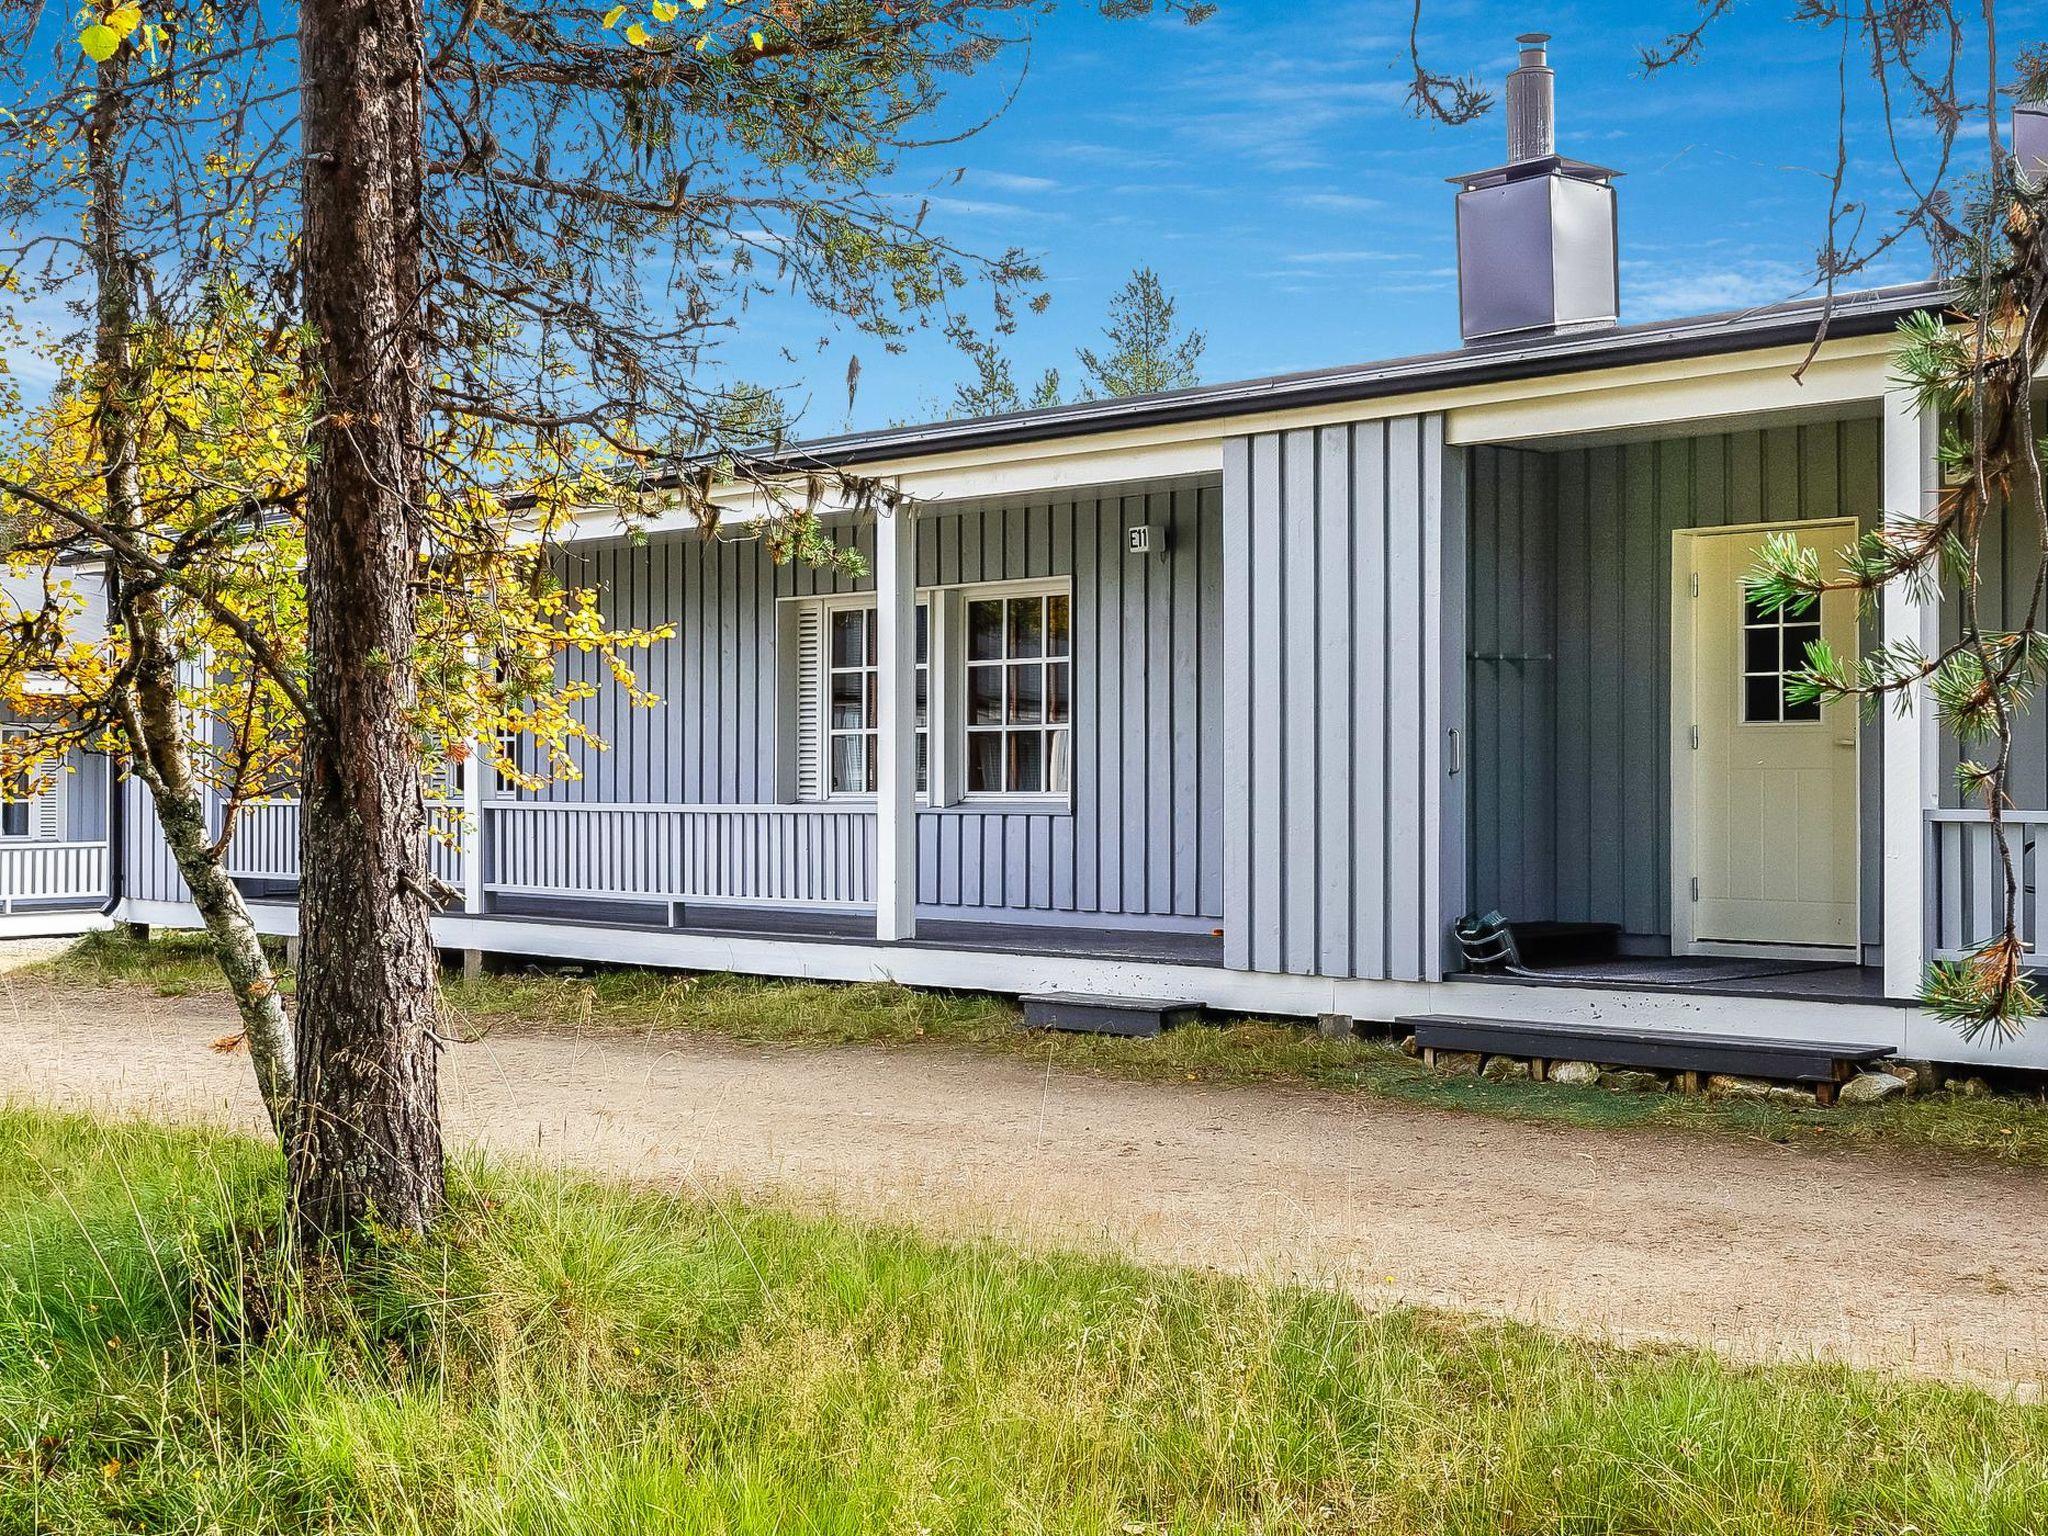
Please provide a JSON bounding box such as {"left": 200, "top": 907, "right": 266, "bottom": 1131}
{"left": 732, "top": 0, "right": 2045, "bottom": 435}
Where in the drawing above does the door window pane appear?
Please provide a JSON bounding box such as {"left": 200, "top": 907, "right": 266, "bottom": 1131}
{"left": 1740, "top": 584, "right": 1824, "bottom": 725}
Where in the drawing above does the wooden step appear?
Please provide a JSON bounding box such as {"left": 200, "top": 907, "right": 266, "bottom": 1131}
{"left": 1397, "top": 1014, "right": 1893, "bottom": 1102}
{"left": 1021, "top": 992, "right": 1204, "bottom": 1038}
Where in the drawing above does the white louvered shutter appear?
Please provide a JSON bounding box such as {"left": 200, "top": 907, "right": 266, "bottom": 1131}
{"left": 30, "top": 777, "right": 59, "bottom": 841}
{"left": 794, "top": 603, "right": 824, "bottom": 801}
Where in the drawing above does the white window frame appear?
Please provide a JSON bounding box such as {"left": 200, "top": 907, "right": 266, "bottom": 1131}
{"left": 956, "top": 577, "right": 1073, "bottom": 806}
{"left": 785, "top": 576, "right": 1074, "bottom": 810}
{"left": 815, "top": 592, "right": 931, "bottom": 803}
{"left": 0, "top": 726, "right": 60, "bottom": 841}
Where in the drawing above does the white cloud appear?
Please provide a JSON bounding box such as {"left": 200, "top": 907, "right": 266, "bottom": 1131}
{"left": 969, "top": 170, "right": 1061, "bottom": 194}
{"left": 1622, "top": 257, "right": 1817, "bottom": 317}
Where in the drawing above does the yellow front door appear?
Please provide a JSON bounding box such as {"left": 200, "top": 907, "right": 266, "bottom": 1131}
{"left": 1684, "top": 524, "right": 1859, "bottom": 951}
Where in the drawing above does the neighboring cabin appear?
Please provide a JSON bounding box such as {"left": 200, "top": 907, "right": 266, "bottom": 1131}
{"left": 21, "top": 37, "right": 2048, "bottom": 1072}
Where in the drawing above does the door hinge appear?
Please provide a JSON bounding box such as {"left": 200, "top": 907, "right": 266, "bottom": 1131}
{"left": 1690, "top": 876, "right": 1700, "bottom": 903}
{"left": 1690, "top": 572, "right": 1700, "bottom": 598}
{"left": 1689, "top": 724, "right": 1700, "bottom": 750}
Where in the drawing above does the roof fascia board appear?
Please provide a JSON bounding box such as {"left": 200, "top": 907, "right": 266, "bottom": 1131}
{"left": 551, "top": 329, "right": 1906, "bottom": 545}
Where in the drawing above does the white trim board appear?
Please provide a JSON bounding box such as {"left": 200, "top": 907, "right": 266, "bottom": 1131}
{"left": 116, "top": 896, "right": 2045, "bottom": 1070}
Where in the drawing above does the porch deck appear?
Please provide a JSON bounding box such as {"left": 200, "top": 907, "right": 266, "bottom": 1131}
{"left": 1456, "top": 954, "right": 1896, "bottom": 1006}
{"left": 479, "top": 898, "right": 1228, "bottom": 967}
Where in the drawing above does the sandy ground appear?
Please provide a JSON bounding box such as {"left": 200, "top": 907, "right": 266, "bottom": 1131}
{"left": 2, "top": 942, "right": 2044, "bottom": 1392}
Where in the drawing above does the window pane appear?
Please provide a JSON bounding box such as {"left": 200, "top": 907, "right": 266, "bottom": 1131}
{"left": 0, "top": 800, "right": 24, "bottom": 838}
{"left": 914, "top": 668, "right": 927, "bottom": 728}
{"left": 968, "top": 732, "right": 1002, "bottom": 793}
{"left": 969, "top": 663, "right": 1003, "bottom": 725}
{"left": 1744, "top": 626, "right": 1778, "bottom": 673}
{"left": 1046, "top": 662, "right": 1069, "bottom": 724}
{"left": 1045, "top": 594, "right": 1070, "bottom": 657}
{"left": 915, "top": 604, "right": 929, "bottom": 665}
{"left": 830, "top": 735, "right": 868, "bottom": 794}
{"left": 864, "top": 608, "right": 877, "bottom": 662}
{"left": 1782, "top": 624, "right": 1820, "bottom": 670}
{"left": 863, "top": 670, "right": 877, "bottom": 728}
{"left": 831, "top": 610, "right": 864, "bottom": 668}
{"left": 1007, "top": 730, "right": 1044, "bottom": 792}
{"left": 831, "top": 670, "right": 864, "bottom": 729}
{"left": 916, "top": 733, "right": 928, "bottom": 794}
{"left": 968, "top": 600, "right": 1003, "bottom": 661}
{"left": 1008, "top": 662, "right": 1043, "bottom": 723}
{"left": 1008, "top": 596, "right": 1044, "bottom": 659}
{"left": 1783, "top": 695, "right": 1821, "bottom": 723}
{"left": 1047, "top": 729, "right": 1071, "bottom": 793}
{"left": 1743, "top": 675, "right": 1781, "bottom": 723}
{"left": 1742, "top": 592, "right": 1773, "bottom": 625}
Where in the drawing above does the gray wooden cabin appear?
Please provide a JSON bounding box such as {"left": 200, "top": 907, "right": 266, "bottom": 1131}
{"left": 107, "top": 52, "right": 2048, "bottom": 1073}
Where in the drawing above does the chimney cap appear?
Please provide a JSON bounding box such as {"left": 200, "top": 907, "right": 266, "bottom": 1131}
{"left": 1517, "top": 31, "right": 1551, "bottom": 45}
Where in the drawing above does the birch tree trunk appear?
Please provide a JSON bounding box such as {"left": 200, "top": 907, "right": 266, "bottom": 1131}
{"left": 288, "top": 0, "right": 445, "bottom": 1245}
{"left": 84, "top": 51, "right": 295, "bottom": 1132}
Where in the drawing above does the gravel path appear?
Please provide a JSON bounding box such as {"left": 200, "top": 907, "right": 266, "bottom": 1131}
{"left": 2, "top": 946, "right": 2043, "bottom": 1391}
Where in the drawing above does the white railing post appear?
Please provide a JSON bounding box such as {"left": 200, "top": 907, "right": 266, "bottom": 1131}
{"left": 1882, "top": 380, "right": 1940, "bottom": 1000}
{"left": 874, "top": 503, "right": 918, "bottom": 942}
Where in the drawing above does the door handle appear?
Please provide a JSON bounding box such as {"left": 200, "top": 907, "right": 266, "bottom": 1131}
{"left": 1834, "top": 738, "right": 1855, "bottom": 748}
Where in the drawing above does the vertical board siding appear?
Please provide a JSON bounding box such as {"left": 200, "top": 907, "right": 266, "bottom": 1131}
{"left": 1464, "top": 417, "right": 1887, "bottom": 948}
{"left": 1223, "top": 414, "right": 1449, "bottom": 981}
{"left": 540, "top": 486, "right": 1225, "bottom": 922}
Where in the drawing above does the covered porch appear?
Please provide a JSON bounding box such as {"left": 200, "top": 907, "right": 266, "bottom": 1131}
{"left": 1444, "top": 368, "right": 1947, "bottom": 1009}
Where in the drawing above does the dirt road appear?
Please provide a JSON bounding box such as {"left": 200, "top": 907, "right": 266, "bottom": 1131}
{"left": 3, "top": 954, "right": 2043, "bottom": 1390}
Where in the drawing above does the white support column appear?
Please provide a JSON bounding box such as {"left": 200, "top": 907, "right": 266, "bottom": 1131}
{"left": 1881, "top": 382, "right": 1940, "bottom": 1000}
{"left": 874, "top": 504, "right": 918, "bottom": 941}
{"left": 462, "top": 734, "right": 486, "bottom": 917}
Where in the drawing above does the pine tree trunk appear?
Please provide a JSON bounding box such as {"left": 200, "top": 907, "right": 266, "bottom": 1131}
{"left": 288, "top": 0, "right": 444, "bottom": 1246}
{"left": 85, "top": 51, "right": 294, "bottom": 1132}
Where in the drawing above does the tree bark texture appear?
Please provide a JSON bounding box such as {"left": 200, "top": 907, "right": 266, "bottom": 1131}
{"left": 289, "top": 0, "right": 444, "bottom": 1245}
{"left": 85, "top": 51, "right": 295, "bottom": 1132}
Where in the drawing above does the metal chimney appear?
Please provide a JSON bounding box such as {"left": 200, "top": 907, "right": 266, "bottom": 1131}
{"left": 2015, "top": 96, "right": 2048, "bottom": 186}
{"left": 1451, "top": 33, "right": 1620, "bottom": 345}
{"left": 1505, "top": 33, "right": 1555, "bottom": 162}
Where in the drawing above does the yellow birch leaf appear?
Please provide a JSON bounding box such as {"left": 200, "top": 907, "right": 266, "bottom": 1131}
{"left": 625, "top": 20, "right": 650, "bottom": 44}
{"left": 652, "top": 1, "right": 678, "bottom": 19}
{"left": 687, "top": 0, "right": 706, "bottom": 9}
{"left": 601, "top": 4, "right": 626, "bottom": 25}
{"left": 749, "top": 28, "right": 764, "bottom": 46}
{"left": 107, "top": 5, "right": 143, "bottom": 36}
{"left": 694, "top": 31, "right": 709, "bottom": 48}
{"left": 78, "top": 23, "right": 119, "bottom": 60}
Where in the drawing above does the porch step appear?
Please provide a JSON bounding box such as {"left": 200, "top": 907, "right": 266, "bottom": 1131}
{"left": 1021, "top": 992, "right": 1204, "bottom": 1038}
{"left": 1397, "top": 1014, "right": 1893, "bottom": 1101}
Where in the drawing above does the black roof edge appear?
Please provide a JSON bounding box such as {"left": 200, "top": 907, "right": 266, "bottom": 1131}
{"left": 647, "top": 279, "right": 1948, "bottom": 489}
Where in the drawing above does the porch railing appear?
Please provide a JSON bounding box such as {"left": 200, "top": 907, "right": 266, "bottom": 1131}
{"left": 1927, "top": 809, "right": 2048, "bottom": 961}
{"left": 484, "top": 802, "right": 877, "bottom": 909}
{"left": 182, "top": 797, "right": 878, "bottom": 913}
{"left": 0, "top": 839, "right": 107, "bottom": 911}
{"left": 221, "top": 798, "right": 467, "bottom": 892}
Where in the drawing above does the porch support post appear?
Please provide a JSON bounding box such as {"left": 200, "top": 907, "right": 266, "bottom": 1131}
{"left": 461, "top": 733, "right": 486, "bottom": 916}
{"left": 1881, "top": 381, "right": 1939, "bottom": 1001}
{"left": 874, "top": 503, "right": 918, "bottom": 942}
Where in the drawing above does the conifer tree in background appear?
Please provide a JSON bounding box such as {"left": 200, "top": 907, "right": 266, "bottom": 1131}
{"left": 1075, "top": 266, "right": 1204, "bottom": 399}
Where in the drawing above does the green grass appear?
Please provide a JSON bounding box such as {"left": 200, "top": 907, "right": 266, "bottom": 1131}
{"left": 1, "top": 1105, "right": 2043, "bottom": 1535}
{"left": 38, "top": 929, "right": 2048, "bottom": 1167}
